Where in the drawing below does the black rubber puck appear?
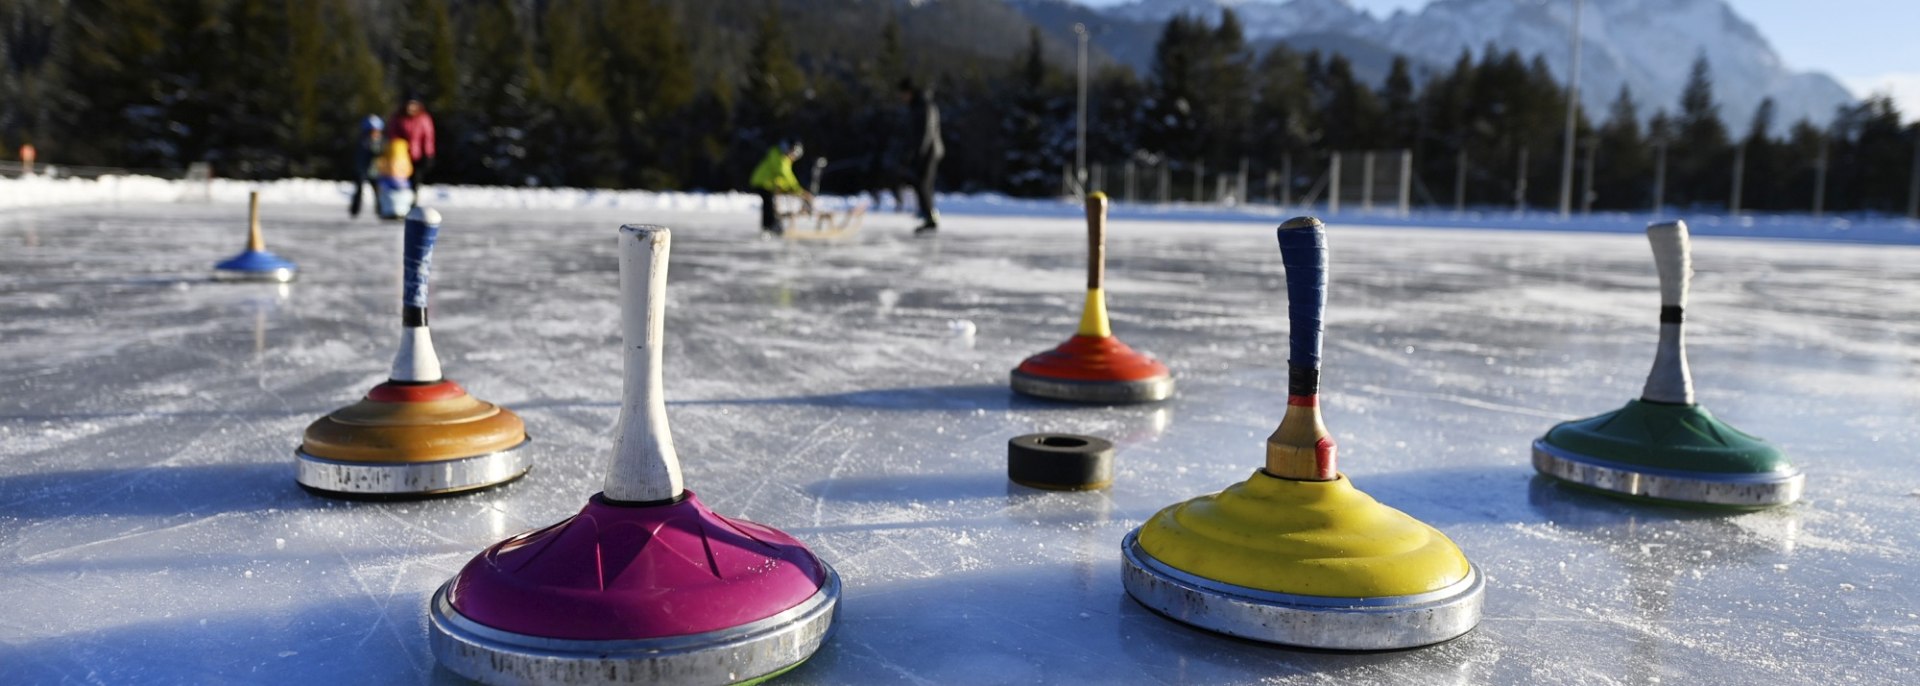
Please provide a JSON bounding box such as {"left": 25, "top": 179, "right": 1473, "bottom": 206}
{"left": 1008, "top": 433, "right": 1116, "bottom": 491}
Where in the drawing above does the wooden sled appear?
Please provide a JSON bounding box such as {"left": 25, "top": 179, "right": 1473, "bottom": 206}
{"left": 781, "top": 204, "right": 865, "bottom": 241}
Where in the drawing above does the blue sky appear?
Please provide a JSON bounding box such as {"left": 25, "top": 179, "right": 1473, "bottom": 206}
{"left": 1074, "top": 0, "right": 1920, "bottom": 119}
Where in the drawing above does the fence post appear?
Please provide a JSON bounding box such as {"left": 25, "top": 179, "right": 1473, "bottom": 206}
{"left": 1513, "top": 147, "right": 1529, "bottom": 213}
{"left": 1238, "top": 157, "right": 1250, "bottom": 204}
{"left": 1580, "top": 140, "right": 1596, "bottom": 216}
{"left": 1398, "top": 149, "right": 1413, "bottom": 217}
{"left": 1282, "top": 154, "right": 1294, "bottom": 208}
{"left": 1193, "top": 160, "right": 1205, "bottom": 203}
{"left": 1360, "top": 151, "right": 1376, "bottom": 213}
{"left": 1158, "top": 162, "right": 1171, "bottom": 204}
{"left": 1328, "top": 152, "right": 1343, "bottom": 215}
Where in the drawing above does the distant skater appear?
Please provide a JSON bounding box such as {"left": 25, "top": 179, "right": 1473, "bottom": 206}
{"left": 349, "top": 115, "right": 383, "bottom": 218}
{"left": 898, "top": 78, "right": 944, "bottom": 234}
{"left": 388, "top": 95, "right": 437, "bottom": 208}
{"left": 750, "top": 140, "right": 813, "bottom": 236}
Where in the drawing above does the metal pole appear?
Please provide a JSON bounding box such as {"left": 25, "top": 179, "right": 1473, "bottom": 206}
{"left": 1514, "top": 146, "right": 1529, "bottom": 213}
{"left": 1125, "top": 160, "right": 1137, "bottom": 203}
{"left": 1238, "top": 157, "right": 1249, "bottom": 203}
{"left": 1557, "top": 0, "right": 1585, "bottom": 219}
{"left": 1194, "top": 160, "right": 1204, "bottom": 202}
{"left": 1360, "top": 151, "right": 1375, "bottom": 213}
{"left": 1073, "top": 23, "right": 1089, "bottom": 198}
{"left": 1328, "top": 152, "right": 1343, "bottom": 214}
{"left": 1281, "top": 154, "right": 1293, "bottom": 208}
{"left": 1398, "top": 149, "right": 1413, "bottom": 216}
{"left": 1729, "top": 142, "right": 1745, "bottom": 216}
{"left": 1813, "top": 135, "right": 1829, "bottom": 218}
{"left": 1580, "top": 139, "right": 1595, "bottom": 215}
{"left": 1652, "top": 140, "right": 1667, "bottom": 215}
{"left": 1158, "top": 162, "right": 1170, "bottom": 204}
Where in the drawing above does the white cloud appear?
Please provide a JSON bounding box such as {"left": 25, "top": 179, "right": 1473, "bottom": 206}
{"left": 1842, "top": 72, "right": 1920, "bottom": 123}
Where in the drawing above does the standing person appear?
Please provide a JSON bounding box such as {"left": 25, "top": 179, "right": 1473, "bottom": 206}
{"left": 349, "top": 115, "right": 384, "bottom": 218}
{"left": 750, "top": 140, "right": 813, "bottom": 236}
{"left": 898, "top": 78, "right": 944, "bottom": 234}
{"left": 388, "top": 95, "right": 437, "bottom": 207}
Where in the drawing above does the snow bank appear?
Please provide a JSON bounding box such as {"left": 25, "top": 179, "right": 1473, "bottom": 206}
{"left": 0, "top": 174, "right": 760, "bottom": 213}
{"left": 8, "top": 173, "right": 1920, "bottom": 245}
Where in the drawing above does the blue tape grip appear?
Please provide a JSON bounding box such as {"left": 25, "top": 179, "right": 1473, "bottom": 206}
{"left": 402, "top": 207, "right": 442, "bottom": 312}
{"left": 1277, "top": 217, "right": 1327, "bottom": 370}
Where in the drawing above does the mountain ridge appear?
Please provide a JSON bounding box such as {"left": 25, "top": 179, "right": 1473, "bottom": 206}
{"left": 1044, "top": 0, "right": 1853, "bottom": 132}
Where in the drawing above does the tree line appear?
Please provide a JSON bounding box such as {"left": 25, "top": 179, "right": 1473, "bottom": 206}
{"left": 2, "top": 0, "right": 1914, "bottom": 214}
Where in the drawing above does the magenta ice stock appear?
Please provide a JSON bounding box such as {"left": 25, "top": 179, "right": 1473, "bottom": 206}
{"left": 427, "top": 225, "right": 840, "bottom": 686}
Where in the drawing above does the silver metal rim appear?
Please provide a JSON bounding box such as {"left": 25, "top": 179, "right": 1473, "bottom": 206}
{"left": 1009, "top": 369, "right": 1174, "bottom": 404}
{"left": 429, "top": 563, "right": 840, "bottom": 686}
{"left": 212, "top": 267, "right": 296, "bottom": 283}
{"left": 1531, "top": 439, "right": 1804, "bottom": 507}
{"left": 294, "top": 438, "right": 531, "bottom": 496}
{"left": 1119, "top": 529, "right": 1483, "bottom": 650}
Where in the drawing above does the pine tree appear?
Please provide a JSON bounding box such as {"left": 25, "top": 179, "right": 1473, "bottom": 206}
{"left": 395, "top": 0, "right": 458, "bottom": 110}
{"left": 1198, "top": 9, "right": 1253, "bottom": 167}
{"left": 1252, "top": 46, "right": 1316, "bottom": 159}
{"left": 1318, "top": 54, "right": 1382, "bottom": 151}
{"left": 532, "top": 0, "right": 615, "bottom": 186}
{"left": 1593, "top": 86, "right": 1648, "bottom": 210}
{"left": 1142, "top": 14, "right": 1204, "bottom": 168}
{"left": 1672, "top": 54, "right": 1730, "bottom": 206}
{"left": 281, "top": 0, "right": 386, "bottom": 178}
{"left": 741, "top": 3, "right": 806, "bottom": 141}
{"left": 452, "top": 0, "right": 542, "bottom": 184}
{"left": 1000, "top": 27, "right": 1062, "bottom": 196}
{"left": 1380, "top": 56, "right": 1417, "bottom": 149}
{"left": 600, "top": 0, "right": 694, "bottom": 188}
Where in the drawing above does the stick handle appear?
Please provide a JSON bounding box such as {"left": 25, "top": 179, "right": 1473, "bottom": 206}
{"left": 606, "top": 225, "right": 685, "bottom": 503}
{"left": 401, "top": 208, "right": 441, "bottom": 327}
{"left": 1642, "top": 220, "right": 1695, "bottom": 404}
{"left": 1277, "top": 217, "right": 1328, "bottom": 383}
{"left": 1268, "top": 216, "right": 1336, "bottom": 480}
{"left": 1086, "top": 192, "right": 1107, "bottom": 290}
{"left": 1647, "top": 220, "right": 1690, "bottom": 309}
{"left": 246, "top": 191, "right": 264, "bottom": 252}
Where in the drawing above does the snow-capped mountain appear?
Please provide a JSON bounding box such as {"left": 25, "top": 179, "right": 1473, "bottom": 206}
{"left": 1106, "top": 0, "right": 1370, "bottom": 37}
{"left": 1094, "top": 0, "right": 1855, "bottom": 132}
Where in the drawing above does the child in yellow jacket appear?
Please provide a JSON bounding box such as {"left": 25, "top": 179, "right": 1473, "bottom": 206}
{"left": 750, "top": 140, "right": 812, "bottom": 235}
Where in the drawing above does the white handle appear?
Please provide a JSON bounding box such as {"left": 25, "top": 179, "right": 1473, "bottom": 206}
{"left": 1647, "top": 220, "right": 1690, "bottom": 308}
{"left": 605, "top": 225, "right": 685, "bottom": 502}
{"left": 1642, "top": 220, "right": 1695, "bottom": 405}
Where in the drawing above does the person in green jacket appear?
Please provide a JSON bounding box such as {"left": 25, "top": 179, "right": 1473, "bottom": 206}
{"left": 750, "top": 140, "right": 813, "bottom": 235}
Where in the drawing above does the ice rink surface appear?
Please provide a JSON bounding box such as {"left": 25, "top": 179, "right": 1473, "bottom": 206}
{"left": 2, "top": 202, "right": 1917, "bottom": 685}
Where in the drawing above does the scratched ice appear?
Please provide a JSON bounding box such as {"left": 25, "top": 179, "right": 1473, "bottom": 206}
{"left": 1, "top": 202, "right": 1917, "bottom": 685}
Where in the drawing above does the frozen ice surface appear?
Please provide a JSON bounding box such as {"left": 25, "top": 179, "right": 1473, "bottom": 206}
{"left": 2, "top": 202, "right": 1917, "bottom": 685}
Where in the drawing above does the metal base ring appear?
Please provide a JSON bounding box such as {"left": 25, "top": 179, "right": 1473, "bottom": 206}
{"left": 1120, "top": 529, "right": 1483, "bottom": 650}
{"left": 1531, "top": 439, "right": 1804, "bottom": 507}
{"left": 429, "top": 563, "right": 841, "bottom": 686}
{"left": 1010, "top": 369, "right": 1173, "bottom": 404}
{"left": 212, "top": 268, "right": 296, "bottom": 283}
{"left": 294, "top": 439, "right": 531, "bottom": 499}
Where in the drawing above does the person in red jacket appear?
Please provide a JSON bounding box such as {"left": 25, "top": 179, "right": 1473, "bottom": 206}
{"left": 388, "top": 95, "right": 437, "bottom": 207}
